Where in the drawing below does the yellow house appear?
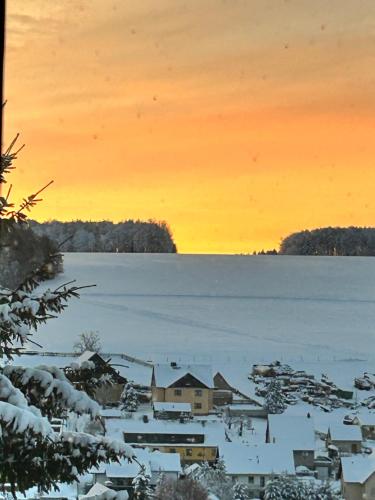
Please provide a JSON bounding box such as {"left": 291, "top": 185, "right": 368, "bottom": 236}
{"left": 341, "top": 455, "right": 375, "bottom": 500}
{"left": 123, "top": 429, "right": 218, "bottom": 464}
{"left": 151, "top": 363, "right": 214, "bottom": 415}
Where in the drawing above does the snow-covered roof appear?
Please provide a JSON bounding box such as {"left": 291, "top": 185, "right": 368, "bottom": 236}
{"left": 101, "top": 408, "right": 123, "bottom": 418}
{"left": 81, "top": 482, "right": 129, "bottom": 500}
{"left": 359, "top": 414, "right": 375, "bottom": 426}
{"left": 149, "top": 450, "right": 182, "bottom": 473}
{"left": 106, "top": 416, "right": 224, "bottom": 446}
{"left": 153, "top": 364, "right": 213, "bottom": 388}
{"left": 227, "top": 404, "right": 263, "bottom": 411}
{"left": 77, "top": 351, "right": 98, "bottom": 365}
{"left": 220, "top": 442, "right": 295, "bottom": 475}
{"left": 92, "top": 448, "right": 181, "bottom": 478}
{"left": 267, "top": 415, "right": 315, "bottom": 451}
{"left": 329, "top": 424, "right": 362, "bottom": 442}
{"left": 153, "top": 402, "right": 191, "bottom": 412}
{"left": 341, "top": 455, "right": 375, "bottom": 484}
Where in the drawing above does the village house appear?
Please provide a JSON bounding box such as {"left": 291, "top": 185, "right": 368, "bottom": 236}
{"left": 91, "top": 448, "right": 181, "bottom": 499}
{"left": 266, "top": 414, "right": 315, "bottom": 469}
{"left": 118, "top": 418, "right": 222, "bottom": 465}
{"left": 214, "top": 371, "right": 263, "bottom": 408}
{"left": 327, "top": 423, "right": 362, "bottom": 455}
{"left": 68, "top": 350, "right": 127, "bottom": 405}
{"left": 153, "top": 401, "right": 192, "bottom": 420}
{"left": 123, "top": 429, "right": 218, "bottom": 464}
{"left": 220, "top": 442, "right": 295, "bottom": 498}
{"left": 151, "top": 363, "right": 214, "bottom": 415}
{"left": 340, "top": 455, "right": 375, "bottom": 500}
{"left": 358, "top": 414, "right": 375, "bottom": 440}
{"left": 82, "top": 482, "right": 128, "bottom": 500}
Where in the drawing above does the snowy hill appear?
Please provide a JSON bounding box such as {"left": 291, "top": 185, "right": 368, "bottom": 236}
{"left": 35, "top": 253, "right": 375, "bottom": 364}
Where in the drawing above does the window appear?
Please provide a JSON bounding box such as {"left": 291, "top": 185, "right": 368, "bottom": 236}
{"left": 174, "top": 389, "right": 182, "bottom": 396}
{"left": 194, "top": 402, "right": 202, "bottom": 409}
{"left": 260, "top": 477, "right": 265, "bottom": 487}
{"left": 195, "top": 389, "right": 203, "bottom": 396}
{"left": 248, "top": 476, "right": 254, "bottom": 484}
{"left": 169, "top": 448, "right": 176, "bottom": 453}
{"left": 186, "top": 448, "right": 193, "bottom": 456}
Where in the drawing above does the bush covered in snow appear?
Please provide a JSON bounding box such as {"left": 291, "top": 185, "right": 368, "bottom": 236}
{"left": 265, "top": 475, "right": 341, "bottom": 500}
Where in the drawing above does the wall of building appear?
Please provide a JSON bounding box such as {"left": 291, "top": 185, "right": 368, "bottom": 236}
{"left": 152, "top": 386, "right": 213, "bottom": 414}
{"left": 362, "top": 425, "right": 375, "bottom": 440}
{"left": 341, "top": 479, "right": 363, "bottom": 500}
{"left": 164, "top": 387, "right": 213, "bottom": 415}
{"left": 332, "top": 440, "right": 361, "bottom": 454}
{"left": 146, "top": 444, "right": 217, "bottom": 463}
{"left": 363, "top": 472, "right": 375, "bottom": 499}
{"left": 293, "top": 450, "right": 315, "bottom": 469}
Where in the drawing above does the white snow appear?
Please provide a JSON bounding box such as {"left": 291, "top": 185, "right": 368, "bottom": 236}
{"left": 34, "top": 253, "right": 375, "bottom": 363}
{"left": 341, "top": 454, "right": 375, "bottom": 483}
{"left": 328, "top": 423, "right": 362, "bottom": 442}
{"left": 153, "top": 402, "right": 192, "bottom": 412}
{"left": 220, "top": 442, "right": 295, "bottom": 475}
{"left": 267, "top": 415, "right": 316, "bottom": 450}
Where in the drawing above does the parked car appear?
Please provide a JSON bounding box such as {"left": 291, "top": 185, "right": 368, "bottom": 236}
{"left": 354, "top": 377, "right": 372, "bottom": 390}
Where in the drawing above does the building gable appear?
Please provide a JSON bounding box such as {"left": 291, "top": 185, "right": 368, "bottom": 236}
{"left": 169, "top": 373, "right": 209, "bottom": 389}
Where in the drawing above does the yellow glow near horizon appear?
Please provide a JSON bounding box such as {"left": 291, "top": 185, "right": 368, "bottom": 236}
{"left": 5, "top": 1, "right": 375, "bottom": 253}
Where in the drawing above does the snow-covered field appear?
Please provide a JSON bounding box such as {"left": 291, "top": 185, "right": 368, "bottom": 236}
{"left": 37, "top": 253, "right": 375, "bottom": 364}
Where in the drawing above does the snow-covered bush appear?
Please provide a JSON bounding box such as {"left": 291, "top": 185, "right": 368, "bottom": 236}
{"left": 233, "top": 482, "right": 252, "bottom": 499}
{"left": 265, "top": 476, "right": 341, "bottom": 500}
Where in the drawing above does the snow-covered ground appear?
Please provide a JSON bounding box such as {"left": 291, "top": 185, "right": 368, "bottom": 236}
{"left": 27, "top": 252, "right": 375, "bottom": 425}
{"left": 36, "top": 253, "right": 375, "bottom": 364}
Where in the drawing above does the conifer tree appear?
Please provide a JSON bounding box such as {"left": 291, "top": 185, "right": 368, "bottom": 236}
{"left": 264, "top": 379, "right": 287, "bottom": 414}
{"left": 132, "top": 465, "right": 153, "bottom": 499}
{"left": 120, "top": 381, "right": 140, "bottom": 413}
{"left": 0, "top": 138, "right": 135, "bottom": 496}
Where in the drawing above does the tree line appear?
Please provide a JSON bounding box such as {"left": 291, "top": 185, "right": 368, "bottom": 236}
{"left": 30, "top": 219, "right": 177, "bottom": 253}
{"left": 279, "top": 226, "right": 375, "bottom": 256}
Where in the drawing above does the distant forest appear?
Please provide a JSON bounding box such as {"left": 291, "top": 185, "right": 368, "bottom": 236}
{"left": 279, "top": 227, "right": 375, "bottom": 256}
{"left": 30, "top": 220, "right": 177, "bottom": 253}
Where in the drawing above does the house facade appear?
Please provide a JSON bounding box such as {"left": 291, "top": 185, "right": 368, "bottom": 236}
{"left": 220, "top": 443, "right": 295, "bottom": 498}
{"left": 151, "top": 363, "right": 214, "bottom": 415}
{"left": 266, "top": 415, "right": 315, "bottom": 469}
{"left": 91, "top": 449, "right": 181, "bottom": 499}
{"left": 67, "top": 350, "right": 127, "bottom": 405}
{"left": 327, "top": 424, "right": 362, "bottom": 455}
{"left": 123, "top": 430, "right": 218, "bottom": 464}
{"left": 341, "top": 455, "right": 375, "bottom": 500}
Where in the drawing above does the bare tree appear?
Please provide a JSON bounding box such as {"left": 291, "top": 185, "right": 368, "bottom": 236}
{"left": 73, "top": 331, "right": 102, "bottom": 354}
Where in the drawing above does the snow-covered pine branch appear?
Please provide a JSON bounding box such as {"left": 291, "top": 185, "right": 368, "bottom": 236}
{"left": 0, "top": 139, "right": 137, "bottom": 496}
{"left": 3, "top": 365, "right": 101, "bottom": 419}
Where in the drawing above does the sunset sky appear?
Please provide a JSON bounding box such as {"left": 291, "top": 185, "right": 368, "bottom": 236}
{"left": 5, "top": 0, "right": 375, "bottom": 253}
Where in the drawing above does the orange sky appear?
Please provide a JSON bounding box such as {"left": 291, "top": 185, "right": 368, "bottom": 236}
{"left": 5, "top": 0, "right": 375, "bottom": 253}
